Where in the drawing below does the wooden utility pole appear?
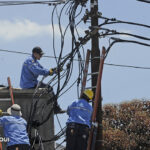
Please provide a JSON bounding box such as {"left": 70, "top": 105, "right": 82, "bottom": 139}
{"left": 90, "top": 0, "right": 103, "bottom": 149}
{"left": 90, "top": 0, "right": 100, "bottom": 94}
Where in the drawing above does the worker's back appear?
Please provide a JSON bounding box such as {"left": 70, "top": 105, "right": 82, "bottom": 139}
{"left": 0, "top": 115, "right": 30, "bottom": 147}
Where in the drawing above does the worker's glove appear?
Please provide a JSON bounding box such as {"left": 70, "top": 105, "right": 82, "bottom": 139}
{"left": 49, "top": 67, "right": 63, "bottom": 75}
{"left": 0, "top": 109, "right": 3, "bottom": 116}
{"left": 49, "top": 68, "right": 54, "bottom": 75}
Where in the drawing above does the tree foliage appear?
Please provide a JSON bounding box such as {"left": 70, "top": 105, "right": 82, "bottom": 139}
{"left": 102, "top": 99, "right": 150, "bottom": 150}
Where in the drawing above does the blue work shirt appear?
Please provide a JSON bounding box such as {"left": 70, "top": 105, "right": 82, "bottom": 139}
{"left": 66, "top": 99, "right": 93, "bottom": 128}
{"left": 0, "top": 116, "right": 30, "bottom": 147}
{"left": 20, "top": 55, "right": 50, "bottom": 88}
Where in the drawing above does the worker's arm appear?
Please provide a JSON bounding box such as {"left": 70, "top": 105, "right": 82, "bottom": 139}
{"left": 67, "top": 101, "right": 77, "bottom": 115}
{"left": 28, "top": 60, "right": 61, "bottom": 76}
{"left": 27, "top": 60, "right": 50, "bottom": 76}
{"left": 0, "top": 110, "right": 4, "bottom": 126}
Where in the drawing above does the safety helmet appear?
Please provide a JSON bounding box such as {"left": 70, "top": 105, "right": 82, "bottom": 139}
{"left": 32, "top": 46, "right": 44, "bottom": 56}
{"left": 83, "top": 89, "right": 94, "bottom": 100}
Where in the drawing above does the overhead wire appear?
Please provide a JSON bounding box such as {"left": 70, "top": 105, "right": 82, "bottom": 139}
{"left": 98, "top": 16, "right": 150, "bottom": 29}
{"left": 137, "top": 0, "right": 150, "bottom": 3}
{"left": 104, "top": 63, "right": 150, "bottom": 70}
{"left": 104, "top": 37, "right": 150, "bottom": 59}
{"left": 51, "top": 5, "right": 58, "bottom": 64}
{"left": 96, "top": 27, "right": 150, "bottom": 41}
{"left": 0, "top": 1, "right": 65, "bottom": 6}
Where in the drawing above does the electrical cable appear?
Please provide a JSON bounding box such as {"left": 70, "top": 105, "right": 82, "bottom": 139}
{"left": 56, "top": 114, "right": 64, "bottom": 133}
{"left": 99, "top": 16, "right": 150, "bottom": 29}
{"left": 0, "top": 48, "right": 85, "bottom": 62}
{"left": 0, "top": 0, "right": 65, "bottom": 6}
{"left": 42, "top": 126, "right": 66, "bottom": 143}
{"left": 95, "top": 27, "right": 150, "bottom": 42}
{"left": 104, "top": 37, "right": 150, "bottom": 59}
{"left": 104, "top": 63, "right": 150, "bottom": 70}
{"left": 51, "top": 5, "right": 58, "bottom": 64}
{"left": 137, "top": 0, "right": 150, "bottom": 3}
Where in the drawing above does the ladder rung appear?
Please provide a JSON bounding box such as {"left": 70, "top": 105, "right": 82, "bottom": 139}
{"left": 88, "top": 72, "right": 99, "bottom": 75}
{"left": 85, "top": 86, "right": 96, "bottom": 89}
{"left": 91, "top": 57, "right": 100, "bottom": 60}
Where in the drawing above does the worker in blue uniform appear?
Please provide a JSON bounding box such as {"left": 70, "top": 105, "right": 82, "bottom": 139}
{"left": 66, "top": 89, "right": 94, "bottom": 150}
{"left": 20, "top": 46, "right": 62, "bottom": 113}
{"left": 0, "top": 104, "right": 30, "bottom": 150}
{"left": 20, "top": 46, "right": 55, "bottom": 89}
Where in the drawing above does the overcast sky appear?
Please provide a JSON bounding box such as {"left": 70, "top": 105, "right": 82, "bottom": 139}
{"left": 1, "top": 0, "right": 150, "bottom": 145}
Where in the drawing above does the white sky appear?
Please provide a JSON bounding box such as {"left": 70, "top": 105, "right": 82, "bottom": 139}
{"left": 0, "top": 0, "right": 150, "bottom": 145}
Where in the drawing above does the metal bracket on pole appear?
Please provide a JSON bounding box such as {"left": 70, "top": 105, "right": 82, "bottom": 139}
{"left": 88, "top": 72, "right": 99, "bottom": 75}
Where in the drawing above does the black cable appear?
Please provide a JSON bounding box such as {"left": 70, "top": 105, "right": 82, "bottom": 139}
{"left": 111, "top": 37, "right": 150, "bottom": 47}
{"left": 104, "top": 63, "right": 150, "bottom": 70}
{"left": 58, "top": 77, "right": 78, "bottom": 98}
{"left": 137, "top": 0, "right": 150, "bottom": 3}
{"left": 97, "top": 27, "right": 150, "bottom": 41}
{"left": 55, "top": 1, "right": 71, "bottom": 99}
{"left": 104, "top": 37, "right": 150, "bottom": 59}
{"left": 51, "top": 5, "right": 58, "bottom": 64}
{"left": 99, "top": 16, "right": 150, "bottom": 29}
{"left": 0, "top": 0, "right": 65, "bottom": 6}
{"left": 42, "top": 126, "right": 66, "bottom": 143}
{"left": 0, "top": 48, "right": 86, "bottom": 62}
{"left": 56, "top": 114, "right": 64, "bottom": 133}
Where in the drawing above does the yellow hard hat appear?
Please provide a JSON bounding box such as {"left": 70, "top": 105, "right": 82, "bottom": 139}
{"left": 0, "top": 109, "right": 2, "bottom": 116}
{"left": 83, "top": 89, "right": 94, "bottom": 100}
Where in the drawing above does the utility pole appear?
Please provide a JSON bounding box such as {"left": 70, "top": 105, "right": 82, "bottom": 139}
{"left": 90, "top": 0, "right": 103, "bottom": 149}
{"left": 90, "top": 0, "right": 99, "bottom": 96}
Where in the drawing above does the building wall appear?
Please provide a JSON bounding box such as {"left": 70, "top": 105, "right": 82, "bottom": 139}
{"left": 0, "top": 88, "right": 54, "bottom": 150}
